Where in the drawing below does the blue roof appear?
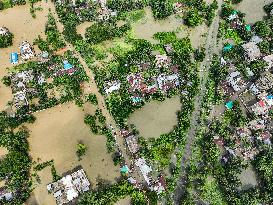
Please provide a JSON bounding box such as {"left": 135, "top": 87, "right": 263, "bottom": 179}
{"left": 10, "top": 53, "right": 18, "bottom": 64}
{"left": 132, "top": 96, "right": 142, "bottom": 103}
{"left": 267, "top": 95, "right": 273, "bottom": 99}
{"left": 63, "top": 62, "right": 73, "bottom": 70}
{"left": 225, "top": 101, "right": 234, "bottom": 109}
{"left": 120, "top": 165, "right": 129, "bottom": 173}
{"left": 223, "top": 44, "right": 233, "bottom": 52}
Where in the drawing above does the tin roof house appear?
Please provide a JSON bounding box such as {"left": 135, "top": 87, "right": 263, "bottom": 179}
{"left": 47, "top": 169, "right": 90, "bottom": 205}
{"left": 19, "top": 41, "right": 35, "bottom": 61}
{"left": 242, "top": 42, "right": 261, "bottom": 62}
{"left": 227, "top": 71, "right": 246, "bottom": 92}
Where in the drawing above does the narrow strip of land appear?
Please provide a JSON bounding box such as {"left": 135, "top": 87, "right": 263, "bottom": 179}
{"left": 174, "top": 0, "right": 223, "bottom": 203}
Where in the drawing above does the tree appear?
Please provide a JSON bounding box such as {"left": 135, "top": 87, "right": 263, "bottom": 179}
{"left": 150, "top": 0, "right": 173, "bottom": 19}
{"left": 0, "top": 1, "right": 4, "bottom": 10}
{"left": 184, "top": 9, "right": 204, "bottom": 27}
{"left": 76, "top": 143, "right": 87, "bottom": 160}
{"left": 254, "top": 21, "right": 271, "bottom": 37}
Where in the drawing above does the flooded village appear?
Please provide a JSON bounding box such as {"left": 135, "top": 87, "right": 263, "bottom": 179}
{"left": 0, "top": 0, "right": 273, "bottom": 205}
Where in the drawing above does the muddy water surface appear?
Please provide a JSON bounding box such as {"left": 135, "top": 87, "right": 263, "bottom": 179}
{"left": 27, "top": 102, "right": 119, "bottom": 205}
{"left": 235, "top": 0, "right": 273, "bottom": 24}
{"left": 0, "top": 1, "right": 57, "bottom": 111}
{"left": 128, "top": 96, "right": 181, "bottom": 139}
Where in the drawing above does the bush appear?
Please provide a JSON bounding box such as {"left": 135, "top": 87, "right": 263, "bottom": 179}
{"left": 184, "top": 9, "right": 204, "bottom": 27}
{"left": 0, "top": 32, "right": 13, "bottom": 48}
{"left": 150, "top": 0, "right": 173, "bottom": 19}
{"left": 76, "top": 143, "right": 88, "bottom": 160}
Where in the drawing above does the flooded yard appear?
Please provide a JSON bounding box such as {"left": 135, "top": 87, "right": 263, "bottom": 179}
{"left": 132, "top": 7, "right": 208, "bottom": 48}
{"left": 237, "top": 166, "right": 258, "bottom": 190}
{"left": 235, "top": 0, "right": 273, "bottom": 24}
{"left": 128, "top": 96, "right": 181, "bottom": 139}
{"left": 115, "top": 196, "right": 131, "bottom": 205}
{"left": 0, "top": 1, "right": 57, "bottom": 111}
{"left": 27, "top": 102, "right": 120, "bottom": 205}
{"left": 76, "top": 21, "right": 94, "bottom": 38}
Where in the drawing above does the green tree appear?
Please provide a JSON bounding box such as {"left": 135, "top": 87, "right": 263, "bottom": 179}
{"left": 76, "top": 143, "right": 87, "bottom": 160}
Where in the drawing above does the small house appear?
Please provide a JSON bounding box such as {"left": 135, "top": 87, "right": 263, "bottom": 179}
{"left": 19, "top": 41, "right": 35, "bottom": 61}
{"left": 10, "top": 53, "right": 18, "bottom": 64}
{"left": 227, "top": 71, "right": 246, "bottom": 92}
{"left": 125, "top": 134, "right": 139, "bottom": 154}
{"left": 104, "top": 80, "right": 121, "bottom": 95}
{"left": 157, "top": 73, "right": 180, "bottom": 92}
{"left": 242, "top": 42, "right": 261, "bottom": 62}
{"left": 0, "top": 27, "right": 10, "bottom": 36}
{"left": 263, "top": 54, "right": 273, "bottom": 71}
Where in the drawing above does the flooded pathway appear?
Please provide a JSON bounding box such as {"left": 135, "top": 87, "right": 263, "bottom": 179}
{"left": 174, "top": 0, "right": 223, "bottom": 203}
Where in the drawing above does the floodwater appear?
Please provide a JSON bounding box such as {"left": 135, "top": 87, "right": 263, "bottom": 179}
{"left": 0, "top": 1, "right": 57, "bottom": 111}
{"left": 76, "top": 21, "right": 94, "bottom": 38}
{"left": 115, "top": 196, "right": 131, "bottom": 205}
{"left": 132, "top": 7, "right": 208, "bottom": 48}
{"left": 237, "top": 166, "right": 258, "bottom": 190}
{"left": 235, "top": 0, "right": 273, "bottom": 24}
{"left": 128, "top": 96, "right": 181, "bottom": 139}
{"left": 27, "top": 102, "right": 120, "bottom": 205}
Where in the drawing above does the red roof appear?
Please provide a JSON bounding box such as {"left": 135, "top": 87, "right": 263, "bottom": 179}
{"left": 259, "top": 100, "right": 266, "bottom": 107}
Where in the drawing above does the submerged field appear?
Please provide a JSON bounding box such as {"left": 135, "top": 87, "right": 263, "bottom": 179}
{"left": 128, "top": 96, "right": 181, "bottom": 139}
{"left": 27, "top": 102, "right": 119, "bottom": 204}
{"left": 235, "top": 0, "right": 272, "bottom": 24}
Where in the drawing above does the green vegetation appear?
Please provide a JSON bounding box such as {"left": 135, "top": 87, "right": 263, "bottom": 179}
{"left": 150, "top": 0, "right": 173, "bottom": 19}
{"left": 76, "top": 143, "right": 88, "bottom": 160}
{"left": 0, "top": 29, "right": 13, "bottom": 48}
{"left": 79, "top": 180, "right": 148, "bottom": 205}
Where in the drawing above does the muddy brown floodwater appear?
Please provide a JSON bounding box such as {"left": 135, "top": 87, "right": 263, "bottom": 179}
{"left": 76, "top": 21, "right": 94, "bottom": 38}
{"left": 235, "top": 0, "right": 273, "bottom": 24}
{"left": 132, "top": 7, "right": 208, "bottom": 48}
{"left": 128, "top": 96, "right": 181, "bottom": 139}
{"left": 26, "top": 102, "right": 120, "bottom": 205}
{"left": 0, "top": 1, "right": 58, "bottom": 111}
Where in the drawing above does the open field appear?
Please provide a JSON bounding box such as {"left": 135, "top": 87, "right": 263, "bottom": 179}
{"left": 128, "top": 96, "right": 181, "bottom": 139}
{"left": 26, "top": 102, "right": 120, "bottom": 205}
{"left": 132, "top": 7, "right": 208, "bottom": 48}
{"left": 235, "top": 0, "right": 272, "bottom": 24}
{"left": 0, "top": 1, "right": 57, "bottom": 111}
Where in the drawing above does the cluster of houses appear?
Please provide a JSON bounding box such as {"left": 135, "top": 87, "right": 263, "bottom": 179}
{"left": 10, "top": 41, "right": 35, "bottom": 64}
{"left": 47, "top": 168, "right": 90, "bottom": 205}
{"left": 10, "top": 70, "right": 45, "bottom": 108}
{"left": 104, "top": 51, "right": 180, "bottom": 105}
{"left": 217, "top": 27, "right": 273, "bottom": 162}
{"left": 119, "top": 129, "right": 166, "bottom": 195}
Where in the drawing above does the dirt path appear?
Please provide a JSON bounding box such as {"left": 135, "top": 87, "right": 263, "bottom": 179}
{"left": 173, "top": 0, "right": 223, "bottom": 203}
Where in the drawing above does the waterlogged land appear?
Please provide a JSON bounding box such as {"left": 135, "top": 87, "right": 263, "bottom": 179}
{"left": 0, "top": 1, "right": 57, "bottom": 111}
{"left": 132, "top": 7, "right": 208, "bottom": 48}
{"left": 128, "top": 96, "right": 181, "bottom": 139}
{"left": 27, "top": 102, "right": 119, "bottom": 204}
{"left": 235, "top": 0, "right": 272, "bottom": 23}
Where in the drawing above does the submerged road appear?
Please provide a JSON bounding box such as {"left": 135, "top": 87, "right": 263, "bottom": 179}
{"left": 173, "top": 0, "right": 223, "bottom": 203}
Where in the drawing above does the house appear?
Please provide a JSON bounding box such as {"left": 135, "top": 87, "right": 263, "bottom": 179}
{"left": 152, "top": 175, "right": 167, "bottom": 194}
{"left": 253, "top": 72, "right": 273, "bottom": 93}
{"left": 0, "top": 187, "right": 13, "bottom": 202}
{"left": 248, "top": 118, "right": 266, "bottom": 131}
{"left": 242, "top": 42, "right": 261, "bottom": 62}
{"left": 219, "top": 81, "right": 234, "bottom": 96}
{"left": 250, "top": 97, "right": 272, "bottom": 116}
{"left": 47, "top": 168, "right": 90, "bottom": 205}
{"left": 155, "top": 54, "right": 171, "bottom": 68}
{"left": 55, "top": 61, "right": 77, "bottom": 76}
{"left": 125, "top": 134, "right": 139, "bottom": 154}
{"left": 157, "top": 73, "right": 180, "bottom": 92}
{"left": 250, "top": 35, "right": 263, "bottom": 44}
{"left": 19, "top": 41, "right": 35, "bottom": 60}
{"left": 10, "top": 52, "right": 18, "bottom": 64}
{"left": 227, "top": 71, "right": 246, "bottom": 92}
{"left": 263, "top": 54, "right": 273, "bottom": 71}
{"left": 258, "top": 131, "right": 271, "bottom": 145}
{"left": 0, "top": 27, "right": 10, "bottom": 36}
{"left": 135, "top": 158, "right": 152, "bottom": 185}
{"left": 104, "top": 80, "right": 121, "bottom": 95}
{"left": 13, "top": 91, "right": 28, "bottom": 108}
